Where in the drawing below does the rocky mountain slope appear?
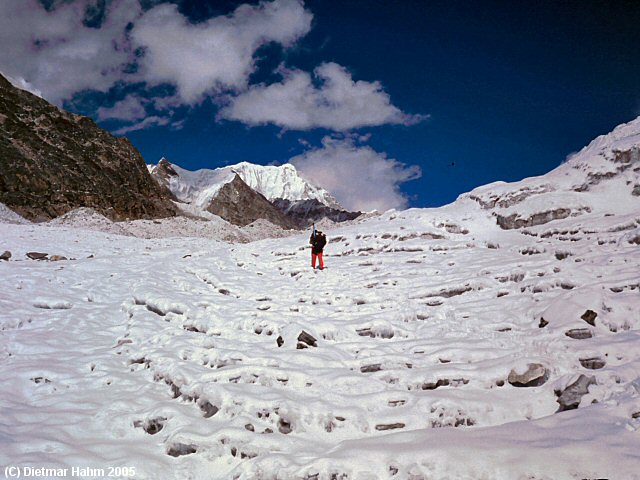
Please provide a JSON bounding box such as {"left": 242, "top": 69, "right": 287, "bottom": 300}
{"left": 0, "top": 73, "right": 176, "bottom": 221}
{"left": 148, "top": 158, "right": 360, "bottom": 228}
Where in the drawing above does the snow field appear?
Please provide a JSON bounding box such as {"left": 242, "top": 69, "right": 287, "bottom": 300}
{"left": 1, "top": 201, "right": 639, "bottom": 479}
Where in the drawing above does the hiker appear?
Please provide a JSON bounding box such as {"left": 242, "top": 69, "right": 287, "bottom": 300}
{"left": 309, "top": 229, "right": 327, "bottom": 270}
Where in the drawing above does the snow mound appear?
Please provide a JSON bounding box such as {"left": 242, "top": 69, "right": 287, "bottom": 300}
{"left": 0, "top": 203, "right": 31, "bottom": 224}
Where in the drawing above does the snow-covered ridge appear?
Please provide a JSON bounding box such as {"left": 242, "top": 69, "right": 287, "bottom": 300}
{"left": 461, "top": 116, "right": 640, "bottom": 227}
{"left": 148, "top": 159, "right": 342, "bottom": 210}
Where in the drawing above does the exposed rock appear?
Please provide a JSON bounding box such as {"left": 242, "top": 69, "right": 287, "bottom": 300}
{"left": 0, "top": 73, "right": 177, "bottom": 221}
{"left": 0, "top": 250, "right": 11, "bottom": 261}
{"left": 579, "top": 357, "right": 606, "bottom": 370}
{"left": 632, "top": 184, "right": 640, "bottom": 196}
{"left": 556, "top": 374, "right": 596, "bottom": 412}
{"left": 198, "top": 400, "right": 219, "bottom": 418}
{"left": 207, "top": 175, "right": 298, "bottom": 230}
{"left": 360, "top": 364, "right": 382, "bottom": 373}
{"left": 496, "top": 208, "right": 572, "bottom": 230}
{"left": 133, "top": 417, "right": 166, "bottom": 435}
{"left": 538, "top": 317, "right": 549, "bottom": 328}
{"left": 507, "top": 363, "right": 549, "bottom": 387}
{"left": 297, "top": 330, "right": 317, "bottom": 349}
{"left": 26, "top": 251, "right": 48, "bottom": 260}
{"left": 580, "top": 309, "right": 597, "bottom": 326}
{"left": 49, "top": 255, "right": 67, "bottom": 261}
{"left": 565, "top": 328, "right": 593, "bottom": 340}
{"left": 375, "top": 423, "right": 405, "bottom": 431}
{"left": 278, "top": 418, "right": 292, "bottom": 434}
{"left": 276, "top": 336, "right": 284, "bottom": 347}
{"left": 166, "top": 443, "right": 197, "bottom": 457}
{"left": 272, "top": 198, "right": 361, "bottom": 228}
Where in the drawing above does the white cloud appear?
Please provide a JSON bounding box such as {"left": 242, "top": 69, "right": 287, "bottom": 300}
{"left": 218, "top": 62, "right": 425, "bottom": 131}
{"left": 112, "top": 115, "right": 170, "bottom": 134}
{"left": 0, "top": 0, "right": 140, "bottom": 104}
{"left": 131, "top": 0, "right": 312, "bottom": 103}
{"left": 290, "top": 136, "right": 421, "bottom": 211}
{"left": 97, "top": 94, "right": 148, "bottom": 121}
{"left": 0, "top": 0, "right": 311, "bottom": 107}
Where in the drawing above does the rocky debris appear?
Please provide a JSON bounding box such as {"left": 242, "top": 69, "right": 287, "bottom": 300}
{"left": 360, "top": 364, "right": 382, "bottom": 373}
{"left": 507, "top": 363, "right": 549, "bottom": 387}
{"left": 207, "top": 175, "right": 299, "bottom": 230}
{"left": 556, "top": 374, "right": 596, "bottom": 412}
{"left": 579, "top": 357, "right": 606, "bottom": 370}
{"left": 581, "top": 310, "right": 598, "bottom": 326}
{"left": 632, "top": 184, "right": 640, "bottom": 196}
{"left": 133, "top": 417, "right": 166, "bottom": 435}
{"left": 276, "top": 336, "right": 284, "bottom": 347}
{"left": 49, "top": 255, "right": 67, "bottom": 261}
{"left": 278, "top": 418, "right": 292, "bottom": 434}
{"left": 26, "top": 251, "right": 48, "bottom": 260}
{"left": 297, "top": 331, "right": 317, "bottom": 349}
{"left": 565, "top": 328, "right": 593, "bottom": 340}
{"left": 375, "top": 423, "right": 405, "bottom": 431}
{"left": 198, "top": 400, "right": 219, "bottom": 418}
{"left": 0, "top": 73, "right": 176, "bottom": 221}
{"left": 421, "top": 378, "right": 469, "bottom": 390}
{"left": 272, "top": 198, "right": 361, "bottom": 228}
{"left": 166, "top": 443, "right": 197, "bottom": 457}
{"left": 629, "top": 235, "right": 640, "bottom": 245}
{"left": 0, "top": 250, "right": 11, "bottom": 261}
{"left": 496, "top": 208, "right": 572, "bottom": 230}
{"left": 538, "top": 317, "right": 549, "bottom": 328}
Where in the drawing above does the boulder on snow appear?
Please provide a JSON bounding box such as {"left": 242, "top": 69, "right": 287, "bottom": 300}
{"left": 565, "top": 328, "right": 593, "bottom": 340}
{"left": 297, "top": 330, "right": 317, "bottom": 349}
{"left": 556, "top": 374, "right": 596, "bottom": 412}
{"left": 538, "top": 317, "right": 549, "bottom": 328}
{"left": 579, "top": 357, "right": 606, "bottom": 370}
{"left": 507, "top": 363, "right": 549, "bottom": 387}
{"left": 49, "top": 255, "right": 67, "bottom": 261}
{"left": 26, "top": 251, "right": 48, "bottom": 260}
{"left": 580, "top": 309, "right": 597, "bottom": 326}
{"left": 0, "top": 250, "right": 11, "bottom": 261}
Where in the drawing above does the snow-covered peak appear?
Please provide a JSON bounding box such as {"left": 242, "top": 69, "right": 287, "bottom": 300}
{"left": 148, "top": 159, "right": 343, "bottom": 210}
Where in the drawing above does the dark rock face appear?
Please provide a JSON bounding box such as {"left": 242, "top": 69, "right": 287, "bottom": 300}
{"left": 495, "top": 208, "right": 572, "bottom": 230}
{"left": 0, "top": 251, "right": 11, "bottom": 261}
{"left": 556, "top": 374, "right": 596, "bottom": 412}
{"left": 271, "top": 198, "right": 361, "bottom": 228}
{"left": 0, "top": 74, "right": 176, "bottom": 221}
{"left": 207, "top": 175, "right": 298, "bottom": 229}
{"left": 565, "top": 328, "right": 593, "bottom": 340}
{"left": 580, "top": 309, "right": 598, "bottom": 327}
{"left": 297, "top": 330, "right": 318, "bottom": 349}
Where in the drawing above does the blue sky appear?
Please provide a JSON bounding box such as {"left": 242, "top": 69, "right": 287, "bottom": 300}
{"left": 1, "top": 0, "right": 639, "bottom": 211}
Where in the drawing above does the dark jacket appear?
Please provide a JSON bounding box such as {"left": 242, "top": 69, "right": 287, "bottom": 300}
{"left": 310, "top": 232, "right": 327, "bottom": 254}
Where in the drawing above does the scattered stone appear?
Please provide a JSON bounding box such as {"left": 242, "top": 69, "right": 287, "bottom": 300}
{"left": 244, "top": 423, "right": 255, "bottom": 432}
{"left": 26, "top": 252, "right": 48, "bottom": 260}
{"left": 198, "top": 400, "right": 219, "bottom": 418}
{"left": 0, "top": 250, "right": 11, "bottom": 261}
{"left": 375, "top": 423, "right": 405, "bottom": 431}
{"left": 632, "top": 412, "right": 640, "bottom": 419}
{"left": 297, "top": 330, "right": 317, "bottom": 349}
{"left": 276, "top": 336, "right": 284, "bottom": 347}
{"left": 31, "top": 376, "right": 51, "bottom": 384}
{"left": 360, "top": 364, "right": 382, "bottom": 373}
{"left": 49, "top": 255, "right": 67, "bottom": 261}
{"left": 507, "top": 363, "right": 549, "bottom": 387}
{"left": 134, "top": 417, "right": 166, "bottom": 435}
{"left": 556, "top": 374, "right": 596, "bottom": 412}
{"left": 166, "top": 443, "right": 197, "bottom": 457}
{"left": 579, "top": 357, "right": 606, "bottom": 370}
{"left": 580, "top": 309, "right": 598, "bottom": 326}
{"left": 565, "top": 328, "right": 593, "bottom": 340}
{"left": 539, "top": 317, "right": 549, "bottom": 328}
{"left": 278, "top": 418, "right": 292, "bottom": 434}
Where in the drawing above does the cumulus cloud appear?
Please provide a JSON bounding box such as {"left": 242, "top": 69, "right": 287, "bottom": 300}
{"left": 0, "top": 0, "right": 140, "bottom": 104}
{"left": 218, "top": 62, "right": 425, "bottom": 130}
{"left": 131, "top": 0, "right": 312, "bottom": 103}
{"left": 290, "top": 136, "right": 421, "bottom": 211}
{"left": 0, "top": 0, "right": 311, "bottom": 106}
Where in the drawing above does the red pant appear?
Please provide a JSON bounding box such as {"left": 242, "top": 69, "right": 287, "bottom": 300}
{"left": 312, "top": 252, "right": 324, "bottom": 269}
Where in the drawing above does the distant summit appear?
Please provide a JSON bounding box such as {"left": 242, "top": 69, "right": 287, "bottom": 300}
{"left": 148, "top": 158, "right": 361, "bottom": 228}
